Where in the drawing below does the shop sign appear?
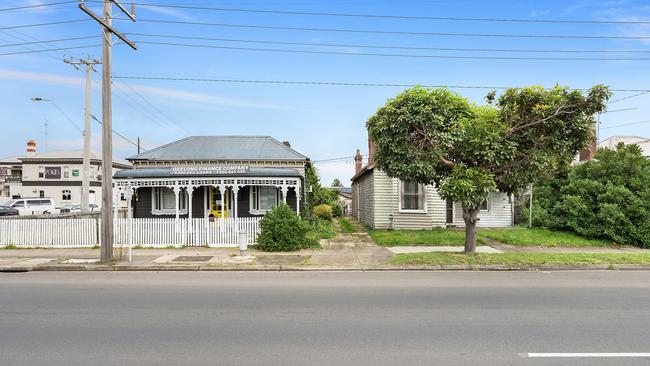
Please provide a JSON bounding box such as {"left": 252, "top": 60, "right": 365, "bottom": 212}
{"left": 45, "top": 166, "right": 61, "bottom": 179}
{"left": 170, "top": 165, "right": 250, "bottom": 176}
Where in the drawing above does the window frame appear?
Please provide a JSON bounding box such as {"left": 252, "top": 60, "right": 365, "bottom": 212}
{"left": 151, "top": 187, "right": 188, "bottom": 215}
{"left": 62, "top": 189, "right": 72, "bottom": 201}
{"left": 480, "top": 193, "right": 491, "bottom": 212}
{"left": 398, "top": 180, "right": 427, "bottom": 213}
{"left": 249, "top": 186, "right": 280, "bottom": 215}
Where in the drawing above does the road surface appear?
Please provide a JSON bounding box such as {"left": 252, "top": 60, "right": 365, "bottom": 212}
{"left": 1, "top": 271, "right": 649, "bottom": 365}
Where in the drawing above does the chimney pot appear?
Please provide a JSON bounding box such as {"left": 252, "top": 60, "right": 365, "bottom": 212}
{"left": 26, "top": 140, "right": 36, "bottom": 156}
{"left": 354, "top": 149, "right": 363, "bottom": 175}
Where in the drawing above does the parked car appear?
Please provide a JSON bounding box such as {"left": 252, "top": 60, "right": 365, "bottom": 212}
{"left": 6, "top": 198, "right": 58, "bottom": 216}
{"left": 0, "top": 205, "right": 19, "bottom": 216}
{"left": 59, "top": 204, "right": 100, "bottom": 214}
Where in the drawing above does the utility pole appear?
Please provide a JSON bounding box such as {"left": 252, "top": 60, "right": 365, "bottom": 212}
{"left": 80, "top": 0, "right": 137, "bottom": 263}
{"left": 64, "top": 57, "right": 101, "bottom": 212}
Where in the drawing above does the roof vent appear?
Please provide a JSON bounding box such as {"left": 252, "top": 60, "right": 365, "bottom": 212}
{"left": 282, "top": 140, "right": 292, "bottom": 148}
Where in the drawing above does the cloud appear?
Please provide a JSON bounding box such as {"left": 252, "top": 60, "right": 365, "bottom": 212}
{"left": 137, "top": 4, "right": 195, "bottom": 22}
{"left": 0, "top": 68, "right": 299, "bottom": 110}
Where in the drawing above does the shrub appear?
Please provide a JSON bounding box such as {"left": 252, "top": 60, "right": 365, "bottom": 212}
{"left": 313, "top": 204, "right": 333, "bottom": 220}
{"left": 531, "top": 144, "right": 650, "bottom": 248}
{"left": 257, "top": 204, "right": 313, "bottom": 252}
{"left": 331, "top": 202, "right": 343, "bottom": 218}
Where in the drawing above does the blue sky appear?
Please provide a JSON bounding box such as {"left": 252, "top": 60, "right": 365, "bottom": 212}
{"left": 1, "top": 0, "right": 649, "bottom": 185}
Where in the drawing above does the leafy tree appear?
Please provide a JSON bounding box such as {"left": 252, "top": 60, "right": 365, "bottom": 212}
{"left": 331, "top": 178, "right": 343, "bottom": 187}
{"left": 305, "top": 165, "right": 340, "bottom": 219}
{"left": 530, "top": 144, "right": 650, "bottom": 248}
{"left": 367, "top": 85, "right": 610, "bottom": 252}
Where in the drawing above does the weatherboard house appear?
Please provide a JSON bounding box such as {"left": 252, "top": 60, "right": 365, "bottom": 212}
{"left": 351, "top": 136, "right": 514, "bottom": 230}
{"left": 113, "top": 136, "right": 308, "bottom": 219}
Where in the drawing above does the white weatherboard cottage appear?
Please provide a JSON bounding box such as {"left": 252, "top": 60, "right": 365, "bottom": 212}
{"left": 351, "top": 138, "right": 514, "bottom": 230}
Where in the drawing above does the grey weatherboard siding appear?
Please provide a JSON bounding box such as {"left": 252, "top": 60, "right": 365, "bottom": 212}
{"left": 353, "top": 169, "right": 513, "bottom": 229}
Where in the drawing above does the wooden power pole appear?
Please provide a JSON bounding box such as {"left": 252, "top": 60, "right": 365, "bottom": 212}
{"left": 79, "top": 0, "right": 137, "bottom": 263}
{"left": 64, "top": 57, "right": 101, "bottom": 212}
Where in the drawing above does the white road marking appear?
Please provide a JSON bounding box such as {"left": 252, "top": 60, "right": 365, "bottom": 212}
{"left": 525, "top": 353, "right": 650, "bottom": 358}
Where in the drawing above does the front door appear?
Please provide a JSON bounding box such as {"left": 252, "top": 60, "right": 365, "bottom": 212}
{"left": 209, "top": 187, "right": 233, "bottom": 218}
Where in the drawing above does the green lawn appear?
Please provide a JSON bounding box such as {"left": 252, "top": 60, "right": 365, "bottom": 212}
{"left": 337, "top": 217, "right": 357, "bottom": 234}
{"left": 369, "top": 228, "right": 484, "bottom": 247}
{"left": 479, "top": 227, "right": 613, "bottom": 247}
{"left": 390, "top": 252, "right": 650, "bottom": 266}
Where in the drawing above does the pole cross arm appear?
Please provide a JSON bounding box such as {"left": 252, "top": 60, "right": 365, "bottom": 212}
{"left": 111, "top": 0, "right": 136, "bottom": 22}
{"left": 79, "top": 3, "right": 137, "bottom": 50}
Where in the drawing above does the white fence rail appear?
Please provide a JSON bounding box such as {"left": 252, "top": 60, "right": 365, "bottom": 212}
{"left": 0, "top": 218, "right": 261, "bottom": 248}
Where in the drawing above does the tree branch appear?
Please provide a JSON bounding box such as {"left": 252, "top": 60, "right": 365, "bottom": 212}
{"left": 413, "top": 126, "right": 456, "bottom": 168}
{"left": 510, "top": 104, "right": 575, "bottom": 133}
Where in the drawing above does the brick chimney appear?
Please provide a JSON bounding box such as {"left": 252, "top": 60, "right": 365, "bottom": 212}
{"left": 368, "top": 136, "right": 376, "bottom": 165}
{"left": 579, "top": 139, "right": 597, "bottom": 161}
{"left": 26, "top": 140, "right": 36, "bottom": 156}
{"left": 354, "top": 149, "right": 363, "bottom": 175}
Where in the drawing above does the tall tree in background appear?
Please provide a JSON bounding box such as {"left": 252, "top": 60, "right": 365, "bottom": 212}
{"left": 367, "top": 85, "right": 610, "bottom": 252}
{"left": 331, "top": 178, "right": 343, "bottom": 187}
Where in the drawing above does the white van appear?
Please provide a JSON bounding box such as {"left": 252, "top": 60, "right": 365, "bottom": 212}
{"left": 7, "top": 198, "right": 58, "bottom": 216}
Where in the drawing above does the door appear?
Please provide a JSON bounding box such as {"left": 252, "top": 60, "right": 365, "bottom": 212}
{"left": 89, "top": 190, "right": 96, "bottom": 205}
{"left": 209, "top": 187, "right": 234, "bottom": 218}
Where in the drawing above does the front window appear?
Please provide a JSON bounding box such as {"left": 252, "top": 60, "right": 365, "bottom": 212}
{"left": 250, "top": 186, "right": 279, "bottom": 213}
{"left": 400, "top": 181, "right": 425, "bottom": 211}
{"left": 151, "top": 187, "right": 187, "bottom": 215}
{"left": 62, "top": 190, "right": 72, "bottom": 201}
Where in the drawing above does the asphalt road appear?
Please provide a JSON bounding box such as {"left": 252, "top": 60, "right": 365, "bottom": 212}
{"left": 1, "top": 271, "right": 649, "bottom": 366}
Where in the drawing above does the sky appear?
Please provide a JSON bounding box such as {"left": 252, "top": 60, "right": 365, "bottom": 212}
{"left": 1, "top": 0, "right": 649, "bottom": 186}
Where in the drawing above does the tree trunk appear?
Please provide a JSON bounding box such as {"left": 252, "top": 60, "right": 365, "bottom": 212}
{"left": 462, "top": 207, "right": 480, "bottom": 253}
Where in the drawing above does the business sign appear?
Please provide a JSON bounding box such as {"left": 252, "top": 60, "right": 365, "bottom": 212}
{"left": 0, "top": 167, "right": 7, "bottom": 177}
{"left": 72, "top": 169, "right": 80, "bottom": 177}
{"left": 170, "top": 165, "right": 250, "bottom": 176}
{"left": 44, "top": 166, "right": 61, "bottom": 179}
{"left": 4, "top": 176, "right": 21, "bottom": 184}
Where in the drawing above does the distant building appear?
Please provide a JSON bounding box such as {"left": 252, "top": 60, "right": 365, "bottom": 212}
{"left": 0, "top": 140, "right": 130, "bottom": 208}
{"left": 598, "top": 135, "right": 650, "bottom": 156}
{"left": 330, "top": 186, "right": 352, "bottom": 215}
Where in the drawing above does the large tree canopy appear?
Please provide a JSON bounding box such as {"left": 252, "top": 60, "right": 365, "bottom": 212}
{"left": 367, "top": 85, "right": 610, "bottom": 252}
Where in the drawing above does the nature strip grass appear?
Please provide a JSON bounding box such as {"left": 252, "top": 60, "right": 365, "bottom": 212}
{"left": 479, "top": 227, "right": 613, "bottom": 247}
{"left": 389, "top": 252, "right": 650, "bottom": 266}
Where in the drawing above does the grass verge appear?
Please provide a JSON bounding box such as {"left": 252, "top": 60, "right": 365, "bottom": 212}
{"left": 479, "top": 227, "right": 613, "bottom": 247}
{"left": 389, "top": 252, "right": 650, "bottom": 266}
{"left": 338, "top": 217, "right": 356, "bottom": 234}
{"left": 369, "top": 228, "right": 482, "bottom": 247}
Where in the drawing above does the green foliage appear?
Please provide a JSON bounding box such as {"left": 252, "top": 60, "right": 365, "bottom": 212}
{"left": 257, "top": 204, "right": 315, "bottom": 252}
{"left": 367, "top": 85, "right": 610, "bottom": 212}
{"left": 307, "top": 218, "right": 337, "bottom": 240}
{"left": 304, "top": 165, "right": 342, "bottom": 219}
{"left": 313, "top": 204, "right": 333, "bottom": 220}
{"left": 531, "top": 144, "right": 650, "bottom": 248}
{"left": 367, "top": 84, "right": 610, "bottom": 250}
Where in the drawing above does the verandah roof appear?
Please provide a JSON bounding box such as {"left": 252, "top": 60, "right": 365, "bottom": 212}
{"left": 114, "top": 167, "right": 302, "bottom": 179}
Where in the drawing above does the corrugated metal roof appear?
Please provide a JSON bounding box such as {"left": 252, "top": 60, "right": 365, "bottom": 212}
{"left": 128, "top": 136, "right": 308, "bottom": 161}
{"left": 114, "top": 167, "right": 302, "bottom": 179}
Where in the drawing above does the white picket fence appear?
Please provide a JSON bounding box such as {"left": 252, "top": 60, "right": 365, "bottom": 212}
{"left": 0, "top": 217, "right": 261, "bottom": 248}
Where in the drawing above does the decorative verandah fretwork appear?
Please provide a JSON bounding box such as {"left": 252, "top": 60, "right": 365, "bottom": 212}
{"left": 113, "top": 176, "right": 302, "bottom": 230}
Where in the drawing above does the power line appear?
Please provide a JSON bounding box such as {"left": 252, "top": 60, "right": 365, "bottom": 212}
{"left": 0, "top": 19, "right": 89, "bottom": 30}
{"left": 131, "top": 18, "right": 650, "bottom": 40}
{"left": 128, "top": 2, "right": 650, "bottom": 25}
{"left": 313, "top": 154, "right": 368, "bottom": 163}
{"left": 134, "top": 40, "right": 650, "bottom": 61}
{"left": 0, "top": 36, "right": 99, "bottom": 47}
{"left": 129, "top": 33, "right": 650, "bottom": 54}
{"left": 601, "top": 120, "right": 650, "bottom": 130}
{"left": 608, "top": 91, "right": 650, "bottom": 104}
{"left": 111, "top": 76, "right": 650, "bottom": 93}
{"left": 90, "top": 115, "right": 147, "bottom": 151}
{"left": 0, "top": 45, "right": 100, "bottom": 56}
{"left": 0, "top": 1, "right": 76, "bottom": 12}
